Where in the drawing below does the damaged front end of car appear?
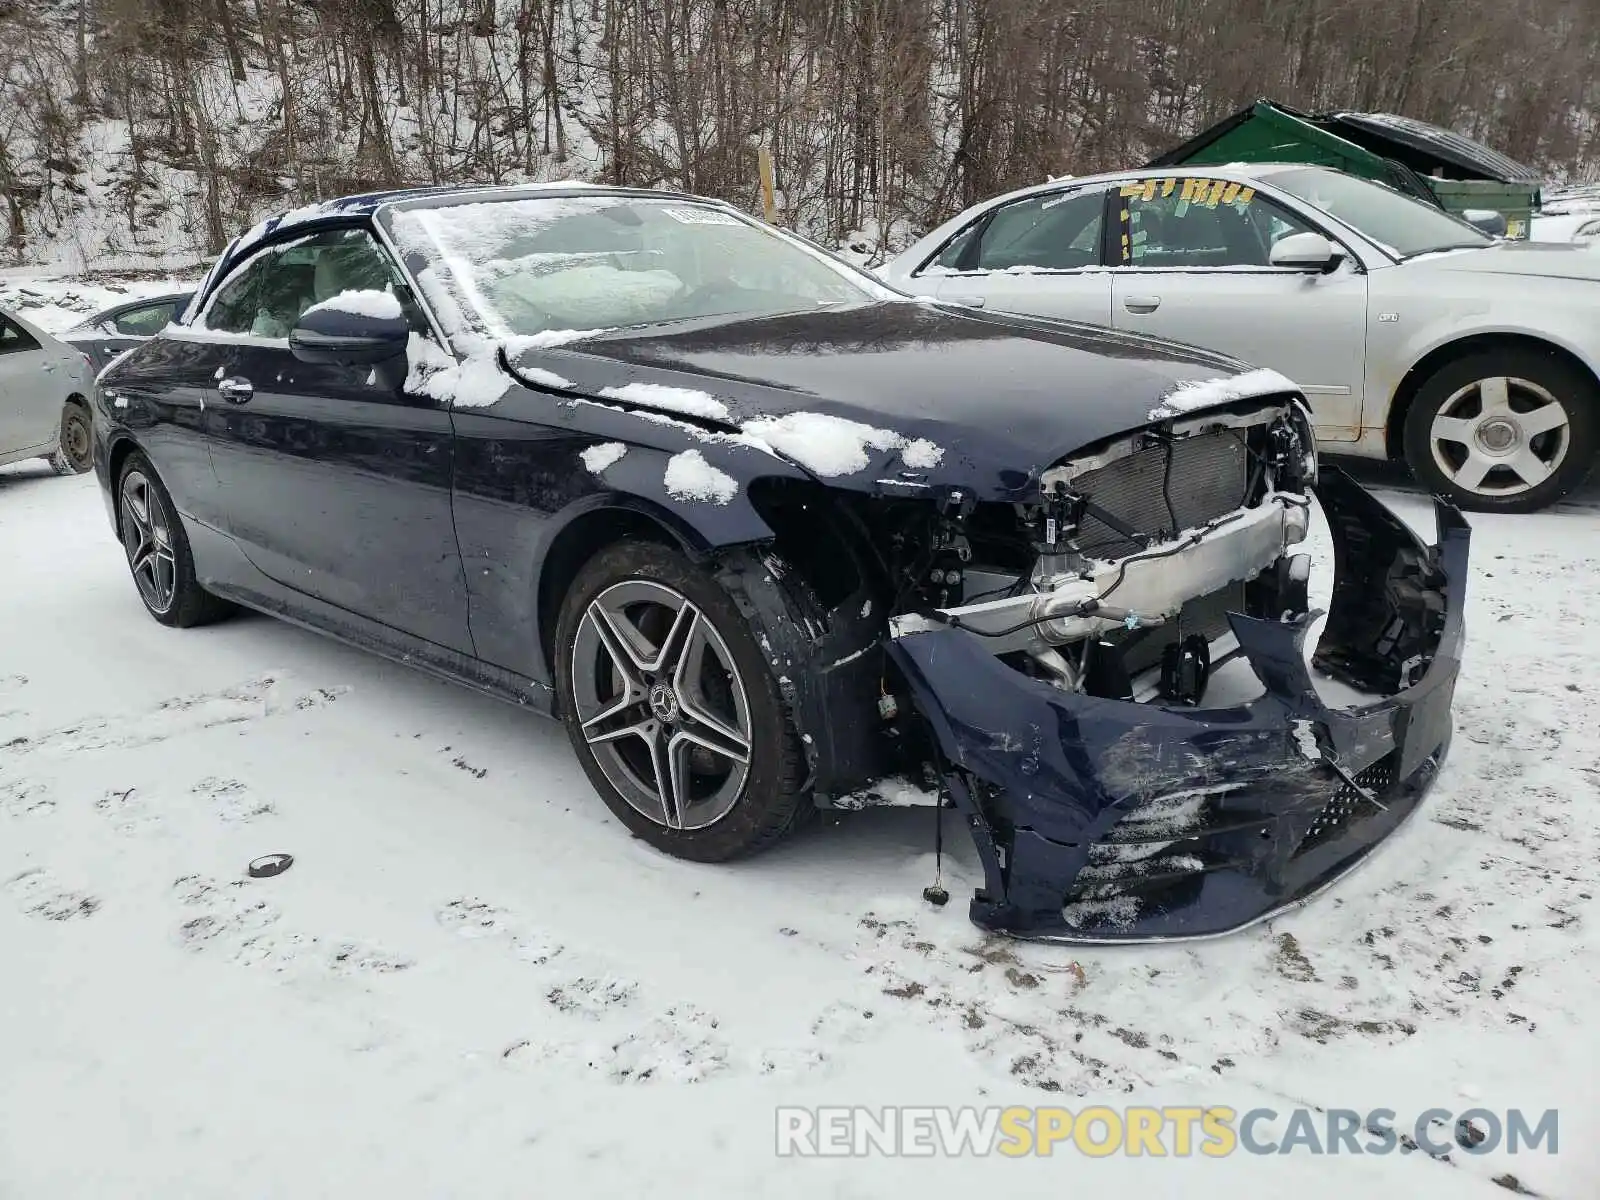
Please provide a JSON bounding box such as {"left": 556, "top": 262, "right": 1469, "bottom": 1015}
{"left": 867, "top": 399, "right": 1468, "bottom": 942}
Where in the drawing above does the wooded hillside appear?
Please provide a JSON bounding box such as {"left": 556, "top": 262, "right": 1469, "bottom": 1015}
{"left": 2, "top": 0, "right": 1596, "bottom": 268}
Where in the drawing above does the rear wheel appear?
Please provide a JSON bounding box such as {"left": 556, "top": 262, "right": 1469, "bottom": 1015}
{"left": 117, "top": 451, "right": 234, "bottom": 628}
{"left": 1402, "top": 350, "right": 1597, "bottom": 512}
{"left": 50, "top": 401, "right": 93, "bottom": 475}
{"left": 554, "top": 540, "right": 809, "bottom": 862}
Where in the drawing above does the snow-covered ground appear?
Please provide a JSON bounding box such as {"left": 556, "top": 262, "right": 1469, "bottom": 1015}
{"left": 0, "top": 270, "right": 200, "bottom": 334}
{"left": 3, "top": 257, "right": 1599, "bottom": 1191}
{"left": 4, "top": 454, "right": 1597, "bottom": 1195}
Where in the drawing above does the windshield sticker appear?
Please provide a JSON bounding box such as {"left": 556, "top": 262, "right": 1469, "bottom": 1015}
{"left": 661, "top": 206, "right": 743, "bottom": 226}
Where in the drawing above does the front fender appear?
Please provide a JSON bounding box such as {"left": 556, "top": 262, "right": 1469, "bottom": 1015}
{"left": 448, "top": 384, "right": 815, "bottom": 685}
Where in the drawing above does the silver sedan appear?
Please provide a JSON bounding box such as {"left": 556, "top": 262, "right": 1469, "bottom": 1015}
{"left": 884, "top": 164, "right": 1599, "bottom": 511}
{"left": 1, "top": 307, "right": 97, "bottom": 475}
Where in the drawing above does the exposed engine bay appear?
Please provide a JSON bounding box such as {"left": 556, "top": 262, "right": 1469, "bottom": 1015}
{"left": 735, "top": 390, "right": 1464, "bottom": 942}
{"left": 882, "top": 398, "right": 1318, "bottom": 708}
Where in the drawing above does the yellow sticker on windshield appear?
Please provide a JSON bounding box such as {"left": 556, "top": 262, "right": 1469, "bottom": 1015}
{"left": 1161, "top": 178, "right": 1176, "bottom": 197}
{"left": 1237, "top": 187, "right": 1255, "bottom": 205}
{"left": 1221, "top": 182, "right": 1242, "bottom": 205}
{"left": 1120, "top": 183, "right": 1143, "bottom": 197}
{"left": 1206, "top": 180, "right": 1228, "bottom": 207}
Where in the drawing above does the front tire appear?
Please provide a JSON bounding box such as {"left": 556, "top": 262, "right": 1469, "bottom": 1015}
{"left": 1402, "top": 350, "right": 1597, "bottom": 512}
{"left": 554, "top": 540, "right": 810, "bottom": 862}
{"left": 117, "top": 451, "right": 234, "bottom": 628}
{"left": 50, "top": 401, "right": 93, "bottom": 475}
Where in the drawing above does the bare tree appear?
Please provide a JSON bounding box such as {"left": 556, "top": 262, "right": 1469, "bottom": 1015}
{"left": 3, "top": 0, "right": 1598, "bottom": 269}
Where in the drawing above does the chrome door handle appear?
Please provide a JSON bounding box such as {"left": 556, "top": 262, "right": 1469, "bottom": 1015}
{"left": 1123, "top": 296, "right": 1161, "bottom": 314}
{"left": 218, "top": 377, "right": 254, "bottom": 404}
{"left": 943, "top": 293, "right": 987, "bottom": 308}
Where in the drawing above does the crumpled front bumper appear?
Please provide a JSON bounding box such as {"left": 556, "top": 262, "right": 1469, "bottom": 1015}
{"left": 886, "top": 467, "right": 1469, "bottom": 942}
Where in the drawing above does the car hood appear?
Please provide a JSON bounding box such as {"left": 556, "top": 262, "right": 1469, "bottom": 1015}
{"left": 504, "top": 301, "right": 1295, "bottom": 501}
{"left": 1408, "top": 239, "right": 1600, "bottom": 281}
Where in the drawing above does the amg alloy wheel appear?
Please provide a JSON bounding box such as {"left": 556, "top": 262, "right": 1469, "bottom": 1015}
{"left": 116, "top": 451, "right": 234, "bottom": 628}
{"left": 555, "top": 540, "right": 809, "bottom": 861}
{"left": 572, "top": 580, "right": 753, "bottom": 830}
{"left": 121, "top": 467, "right": 178, "bottom": 615}
{"left": 1404, "top": 351, "right": 1598, "bottom": 512}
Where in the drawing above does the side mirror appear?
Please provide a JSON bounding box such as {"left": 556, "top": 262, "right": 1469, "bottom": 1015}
{"left": 289, "top": 298, "right": 410, "bottom": 365}
{"left": 1270, "top": 231, "right": 1344, "bottom": 273}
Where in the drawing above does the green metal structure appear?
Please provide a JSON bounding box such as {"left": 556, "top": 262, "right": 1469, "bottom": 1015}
{"left": 1149, "top": 100, "right": 1541, "bottom": 239}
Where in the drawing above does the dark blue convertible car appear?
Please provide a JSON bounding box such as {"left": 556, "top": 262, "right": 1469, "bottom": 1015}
{"left": 93, "top": 183, "right": 1469, "bottom": 941}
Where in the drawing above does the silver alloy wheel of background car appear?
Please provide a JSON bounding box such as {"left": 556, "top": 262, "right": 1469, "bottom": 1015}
{"left": 570, "top": 579, "right": 753, "bottom": 831}
{"left": 120, "top": 468, "right": 177, "bottom": 614}
{"left": 1428, "top": 375, "right": 1571, "bottom": 498}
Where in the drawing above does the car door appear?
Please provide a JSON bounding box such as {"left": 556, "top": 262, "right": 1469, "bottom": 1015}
{"left": 0, "top": 312, "right": 53, "bottom": 456}
{"left": 1108, "top": 176, "right": 1369, "bottom": 441}
{"left": 77, "top": 296, "right": 188, "bottom": 371}
{"left": 195, "top": 224, "right": 474, "bottom": 653}
{"left": 918, "top": 185, "right": 1114, "bottom": 325}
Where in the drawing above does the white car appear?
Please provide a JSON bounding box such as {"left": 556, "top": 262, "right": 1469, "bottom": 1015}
{"left": 0, "top": 307, "right": 97, "bottom": 475}
{"left": 885, "top": 164, "right": 1600, "bottom": 511}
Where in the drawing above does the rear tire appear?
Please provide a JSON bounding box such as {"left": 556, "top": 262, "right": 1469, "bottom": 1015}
{"left": 50, "top": 401, "right": 93, "bottom": 475}
{"left": 116, "top": 451, "right": 235, "bottom": 628}
{"left": 1402, "top": 350, "right": 1597, "bottom": 512}
{"left": 553, "top": 539, "right": 810, "bottom": 862}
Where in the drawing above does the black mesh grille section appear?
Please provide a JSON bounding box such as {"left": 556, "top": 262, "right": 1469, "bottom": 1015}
{"left": 1295, "top": 752, "right": 1399, "bottom": 856}
{"left": 1072, "top": 430, "right": 1250, "bottom": 558}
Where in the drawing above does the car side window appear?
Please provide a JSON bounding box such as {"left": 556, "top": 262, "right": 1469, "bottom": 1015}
{"left": 203, "top": 228, "right": 429, "bottom": 339}
{"left": 933, "top": 189, "right": 1104, "bottom": 273}
{"left": 112, "top": 300, "right": 180, "bottom": 336}
{"left": 1118, "top": 177, "right": 1314, "bottom": 268}
{"left": 0, "top": 314, "right": 40, "bottom": 354}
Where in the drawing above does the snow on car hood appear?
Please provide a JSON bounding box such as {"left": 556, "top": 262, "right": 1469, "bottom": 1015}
{"left": 1413, "top": 239, "right": 1600, "bottom": 282}
{"left": 500, "top": 301, "right": 1300, "bottom": 501}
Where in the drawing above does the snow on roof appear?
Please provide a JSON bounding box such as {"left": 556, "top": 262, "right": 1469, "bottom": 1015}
{"left": 1147, "top": 368, "right": 1299, "bottom": 421}
{"left": 230, "top": 201, "right": 336, "bottom": 259}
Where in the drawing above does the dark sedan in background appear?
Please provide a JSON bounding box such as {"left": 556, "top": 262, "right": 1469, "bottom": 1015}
{"left": 92, "top": 184, "right": 1468, "bottom": 942}
{"left": 61, "top": 291, "right": 193, "bottom": 371}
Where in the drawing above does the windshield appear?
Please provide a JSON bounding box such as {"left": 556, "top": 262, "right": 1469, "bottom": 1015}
{"left": 1267, "top": 168, "right": 1493, "bottom": 259}
{"left": 388, "top": 195, "right": 888, "bottom": 338}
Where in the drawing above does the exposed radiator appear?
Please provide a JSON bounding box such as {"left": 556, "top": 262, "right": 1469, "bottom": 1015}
{"left": 1071, "top": 429, "right": 1251, "bottom": 559}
